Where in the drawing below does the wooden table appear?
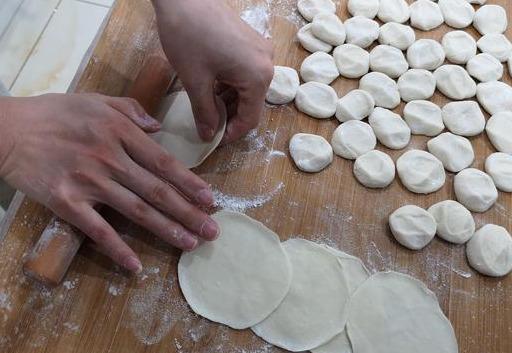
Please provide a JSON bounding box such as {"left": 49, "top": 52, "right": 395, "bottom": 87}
{"left": 0, "top": 0, "right": 511, "bottom": 352}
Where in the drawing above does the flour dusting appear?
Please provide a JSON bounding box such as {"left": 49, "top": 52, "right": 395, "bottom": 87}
{"left": 241, "top": 4, "right": 271, "bottom": 38}
{"left": 213, "top": 182, "right": 284, "bottom": 213}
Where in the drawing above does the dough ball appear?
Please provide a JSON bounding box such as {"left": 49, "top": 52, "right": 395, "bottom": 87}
{"left": 312, "top": 331, "right": 352, "bottom": 353}
{"left": 298, "top": 23, "right": 333, "bottom": 53}
{"left": 300, "top": 52, "right": 339, "bottom": 84}
{"left": 348, "top": 0, "right": 379, "bottom": 19}
{"left": 289, "top": 133, "right": 333, "bottom": 172}
{"left": 377, "top": 0, "right": 410, "bottom": 24}
{"left": 359, "top": 72, "right": 401, "bottom": 109}
{"left": 442, "top": 31, "right": 477, "bottom": 64}
{"left": 442, "top": 101, "right": 485, "bottom": 137}
{"left": 335, "top": 89, "right": 375, "bottom": 122}
{"left": 410, "top": 0, "right": 444, "bottom": 31}
{"left": 486, "top": 111, "right": 512, "bottom": 153}
{"left": 354, "top": 150, "right": 396, "bottom": 188}
{"left": 266, "top": 66, "right": 300, "bottom": 105}
{"left": 389, "top": 205, "right": 437, "bottom": 250}
{"left": 407, "top": 39, "right": 446, "bottom": 70}
{"left": 454, "top": 168, "right": 498, "bottom": 212}
{"left": 403, "top": 100, "right": 444, "bottom": 137}
{"left": 477, "top": 33, "right": 512, "bottom": 62}
{"left": 312, "top": 13, "right": 346, "bottom": 46}
{"left": 378, "top": 22, "right": 416, "bottom": 50}
{"left": 427, "top": 132, "right": 475, "bottom": 172}
{"left": 438, "top": 0, "right": 475, "bottom": 29}
{"left": 369, "top": 107, "right": 411, "bottom": 149}
{"left": 473, "top": 5, "right": 508, "bottom": 35}
{"left": 333, "top": 44, "right": 370, "bottom": 78}
{"left": 295, "top": 82, "right": 338, "bottom": 119}
{"left": 466, "top": 53, "right": 504, "bottom": 82}
{"left": 397, "top": 150, "right": 446, "bottom": 194}
{"left": 369, "top": 45, "right": 409, "bottom": 78}
{"left": 485, "top": 152, "right": 512, "bottom": 192}
{"left": 344, "top": 16, "right": 380, "bottom": 49}
{"left": 398, "top": 69, "right": 436, "bottom": 102}
{"left": 433, "top": 65, "right": 476, "bottom": 100}
{"left": 178, "top": 210, "right": 292, "bottom": 329}
{"left": 298, "top": 0, "right": 336, "bottom": 22}
{"left": 331, "top": 120, "right": 376, "bottom": 160}
{"left": 466, "top": 224, "right": 512, "bottom": 277}
{"left": 428, "top": 200, "right": 475, "bottom": 244}
{"left": 477, "top": 81, "right": 512, "bottom": 115}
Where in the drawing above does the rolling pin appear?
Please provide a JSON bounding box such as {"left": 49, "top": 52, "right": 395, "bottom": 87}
{"left": 23, "top": 55, "right": 174, "bottom": 287}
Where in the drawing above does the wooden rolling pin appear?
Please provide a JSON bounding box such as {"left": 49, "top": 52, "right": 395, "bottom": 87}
{"left": 23, "top": 55, "right": 174, "bottom": 287}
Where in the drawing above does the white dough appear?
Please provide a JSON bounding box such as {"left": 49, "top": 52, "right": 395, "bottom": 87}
{"left": 407, "top": 39, "right": 446, "bottom": 70}
{"left": 466, "top": 224, "right": 512, "bottom": 277}
{"left": 377, "top": 0, "right": 410, "bottom": 24}
{"left": 473, "top": 5, "right": 508, "bottom": 35}
{"left": 454, "top": 168, "right": 498, "bottom": 212}
{"left": 152, "top": 92, "right": 226, "bottom": 169}
{"left": 433, "top": 65, "right": 476, "bottom": 100}
{"left": 348, "top": 0, "right": 379, "bottom": 19}
{"left": 0, "top": 207, "right": 5, "bottom": 222}
{"left": 344, "top": 16, "right": 380, "bottom": 49}
{"left": 331, "top": 120, "right": 376, "bottom": 160}
{"left": 298, "top": 24, "right": 333, "bottom": 53}
{"left": 300, "top": 52, "right": 339, "bottom": 84}
{"left": 298, "top": 0, "right": 336, "bottom": 22}
{"left": 312, "top": 331, "right": 352, "bottom": 353}
{"left": 410, "top": 0, "right": 444, "bottom": 31}
{"left": 485, "top": 153, "right": 512, "bottom": 192}
{"left": 266, "top": 66, "right": 300, "bottom": 105}
{"left": 178, "top": 211, "right": 292, "bottom": 329}
{"left": 346, "top": 272, "right": 458, "bottom": 353}
{"left": 289, "top": 133, "right": 333, "bottom": 172}
{"left": 295, "top": 82, "right": 338, "bottom": 119}
{"left": 335, "top": 89, "right": 375, "bottom": 122}
{"left": 354, "top": 150, "right": 396, "bottom": 188}
{"left": 427, "top": 132, "right": 475, "bottom": 172}
{"left": 378, "top": 22, "right": 416, "bottom": 50}
{"left": 369, "top": 45, "right": 409, "bottom": 78}
{"left": 442, "top": 31, "right": 477, "bottom": 64}
{"left": 477, "top": 34, "right": 512, "bottom": 62}
{"left": 466, "top": 0, "right": 486, "bottom": 4}
{"left": 403, "top": 100, "right": 444, "bottom": 137}
{"left": 442, "top": 101, "right": 485, "bottom": 137}
{"left": 398, "top": 69, "right": 436, "bottom": 102}
{"left": 369, "top": 108, "right": 411, "bottom": 149}
{"left": 359, "top": 72, "right": 401, "bottom": 109}
{"left": 389, "top": 205, "right": 437, "bottom": 250}
{"left": 312, "top": 13, "right": 346, "bottom": 46}
{"left": 476, "top": 81, "right": 512, "bottom": 115}
{"left": 333, "top": 44, "right": 370, "bottom": 78}
{"left": 486, "top": 112, "right": 512, "bottom": 153}
{"left": 428, "top": 200, "right": 475, "bottom": 244}
{"left": 438, "top": 0, "right": 475, "bottom": 29}
{"left": 397, "top": 150, "right": 446, "bottom": 194}
{"left": 466, "top": 53, "right": 503, "bottom": 82}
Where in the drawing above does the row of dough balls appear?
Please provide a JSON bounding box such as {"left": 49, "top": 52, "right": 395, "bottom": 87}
{"left": 389, "top": 203, "right": 512, "bottom": 278}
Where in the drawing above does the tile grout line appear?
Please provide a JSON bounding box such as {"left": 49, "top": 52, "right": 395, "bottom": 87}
{"left": 0, "top": 0, "right": 26, "bottom": 43}
{"left": 74, "top": 0, "right": 112, "bottom": 9}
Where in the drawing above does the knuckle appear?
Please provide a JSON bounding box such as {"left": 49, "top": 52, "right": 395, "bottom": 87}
{"left": 148, "top": 182, "right": 169, "bottom": 206}
{"left": 154, "top": 152, "right": 176, "bottom": 176}
{"left": 131, "top": 200, "right": 151, "bottom": 224}
{"left": 87, "top": 223, "right": 111, "bottom": 243}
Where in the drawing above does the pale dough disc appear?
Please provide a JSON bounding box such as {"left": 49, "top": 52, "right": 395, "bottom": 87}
{"left": 348, "top": 0, "right": 379, "bottom": 19}
{"left": 466, "top": 53, "right": 503, "bottom": 82}
{"left": 378, "top": 22, "right": 415, "bottom": 51}
{"left": 290, "top": 133, "right": 333, "bottom": 173}
{"left": 312, "top": 330, "right": 352, "bottom": 353}
{"left": 433, "top": 65, "right": 476, "bottom": 100}
{"left": 178, "top": 211, "right": 292, "bottom": 329}
{"left": 477, "top": 33, "right": 512, "bottom": 62}
{"left": 398, "top": 69, "right": 436, "bottom": 102}
{"left": 0, "top": 207, "right": 5, "bottom": 222}
{"left": 442, "top": 100, "right": 485, "bottom": 137}
{"left": 298, "top": 24, "right": 333, "bottom": 53}
{"left": 397, "top": 150, "right": 446, "bottom": 194}
{"left": 486, "top": 111, "right": 512, "bottom": 153}
{"left": 354, "top": 150, "right": 396, "bottom": 189}
{"left": 454, "top": 168, "right": 498, "bottom": 213}
{"left": 473, "top": 5, "right": 508, "bottom": 35}
{"left": 335, "top": 89, "right": 375, "bottom": 123}
{"left": 266, "top": 66, "right": 300, "bottom": 105}
{"left": 410, "top": 0, "right": 444, "bottom": 31}
{"left": 312, "top": 13, "right": 346, "bottom": 46}
{"left": 427, "top": 132, "right": 474, "bottom": 173}
{"left": 403, "top": 100, "right": 444, "bottom": 137}
{"left": 298, "top": 0, "right": 336, "bottom": 22}
{"left": 333, "top": 44, "right": 370, "bottom": 79}
{"left": 476, "top": 81, "right": 512, "bottom": 115}
{"left": 359, "top": 72, "right": 401, "bottom": 109}
{"left": 438, "top": 0, "right": 474, "bottom": 29}
{"left": 485, "top": 152, "right": 512, "bottom": 192}
{"left": 368, "top": 107, "right": 411, "bottom": 149}
{"left": 300, "top": 52, "right": 340, "bottom": 84}
{"left": 406, "top": 39, "right": 446, "bottom": 71}
{"left": 441, "top": 31, "right": 477, "bottom": 65}
{"left": 428, "top": 200, "right": 476, "bottom": 244}
{"left": 389, "top": 205, "right": 437, "bottom": 250}
{"left": 377, "top": 0, "right": 410, "bottom": 24}
{"left": 331, "top": 120, "right": 376, "bottom": 160}
{"left": 152, "top": 92, "right": 226, "bottom": 169}
{"left": 344, "top": 16, "right": 380, "bottom": 49}
{"left": 295, "top": 82, "right": 338, "bottom": 119}
{"left": 369, "top": 45, "right": 409, "bottom": 78}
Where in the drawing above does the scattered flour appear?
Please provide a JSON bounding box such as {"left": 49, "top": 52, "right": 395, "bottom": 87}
{"left": 213, "top": 182, "right": 285, "bottom": 213}
{"left": 63, "top": 321, "right": 80, "bottom": 332}
{"left": 241, "top": 4, "right": 271, "bottom": 38}
{"left": 108, "top": 284, "right": 123, "bottom": 297}
{"left": 0, "top": 292, "right": 12, "bottom": 312}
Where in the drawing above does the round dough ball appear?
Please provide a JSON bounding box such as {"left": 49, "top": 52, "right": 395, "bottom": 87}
{"left": 359, "top": 72, "right": 401, "bottom": 109}
{"left": 466, "top": 224, "right": 512, "bottom": 277}
{"left": 300, "top": 52, "right": 339, "bottom": 84}
{"left": 397, "top": 150, "right": 446, "bottom": 194}
{"left": 473, "top": 5, "right": 508, "bottom": 35}
{"left": 369, "top": 45, "right": 409, "bottom": 78}
{"left": 335, "top": 89, "right": 375, "bottom": 122}
{"left": 477, "top": 34, "right": 512, "bottom": 62}
{"left": 428, "top": 200, "right": 475, "bottom": 244}
{"left": 407, "top": 39, "right": 446, "bottom": 70}
{"left": 369, "top": 107, "right": 411, "bottom": 149}
{"left": 297, "top": 24, "right": 333, "bottom": 53}
{"left": 442, "top": 31, "right": 477, "bottom": 64}
{"left": 178, "top": 210, "right": 292, "bottom": 329}
{"left": 442, "top": 101, "right": 485, "bottom": 137}
{"left": 410, "top": 0, "right": 444, "bottom": 31}
{"left": 295, "top": 82, "right": 338, "bottom": 119}
{"left": 298, "top": 0, "right": 336, "bottom": 22}
{"left": 438, "top": 0, "right": 475, "bottom": 29}
{"left": 427, "top": 132, "right": 475, "bottom": 172}
{"left": 389, "top": 205, "right": 437, "bottom": 250}
{"left": 403, "top": 100, "right": 444, "bottom": 137}
{"left": 266, "top": 66, "right": 300, "bottom": 105}
{"left": 354, "top": 150, "right": 396, "bottom": 188}
{"left": 289, "top": 133, "right": 333, "bottom": 173}
{"left": 454, "top": 168, "right": 498, "bottom": 212}
{"left": 377, "top": 0, "right": 410, "bottom": 24}
{"left": 486, "top": 111, "right": 512, "bottom": 153}
{"left": 312, "top": 13, "right": 346, "bottom": 46}
{"left": 344, "top": 16, "right": 380, "bottom": 49}
{"left": 466, "top": 53, "right": 504, "bottom": 82}
{"left": 331, "top": 120, "right": 376, "bottom": 160}
{"left": 477, "top": 81, "right": 512, "bottom": 115}
{"left": 348, "top": 0, "right": 379, "bottom": 19}
{"left": 398, "top": 69, "right": 436, "bottom": 102}
{"left": 434, "top": 65, "right": 476, "bottom": 100}
{"left": 333, "top": 44, "right": 370, "bottom": 78}
{"left": 378, "top": 22, "right": 415, "bottom": 50}
{"left": 485, "top": 152, "right": 512, "bottom": 192}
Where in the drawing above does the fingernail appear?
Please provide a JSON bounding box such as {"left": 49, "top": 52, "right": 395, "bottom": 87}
{"left": 183, "top": 235, "right": 198, "bottom": 250}
{"left": 125, "top": 256, "right": 143, "bottom": 274}
{"left": 201, "top": 219, "right": 220, "bottom": 241}
{"left": 196, "top": 188, "right": 214, "bottom": 206}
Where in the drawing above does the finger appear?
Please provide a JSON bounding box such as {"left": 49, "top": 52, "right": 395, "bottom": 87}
{"left": 186, "top": 80, "right": 220, "bottom": 142}
{"left": 103, "top": 96, "right": 161, "bottom": 133}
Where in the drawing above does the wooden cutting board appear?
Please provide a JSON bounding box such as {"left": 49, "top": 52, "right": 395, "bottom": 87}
{"left": 0, "top": 0, "right": 511, "bottom": 352}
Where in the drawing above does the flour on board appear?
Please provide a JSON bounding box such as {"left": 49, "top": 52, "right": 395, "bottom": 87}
{"left": 213, "top": 182, "right": 284, "bottom": 213}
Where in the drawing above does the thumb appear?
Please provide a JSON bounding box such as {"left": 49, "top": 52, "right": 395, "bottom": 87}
{"left": 187, "top": 81, "right": 220, "bottom": 142}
